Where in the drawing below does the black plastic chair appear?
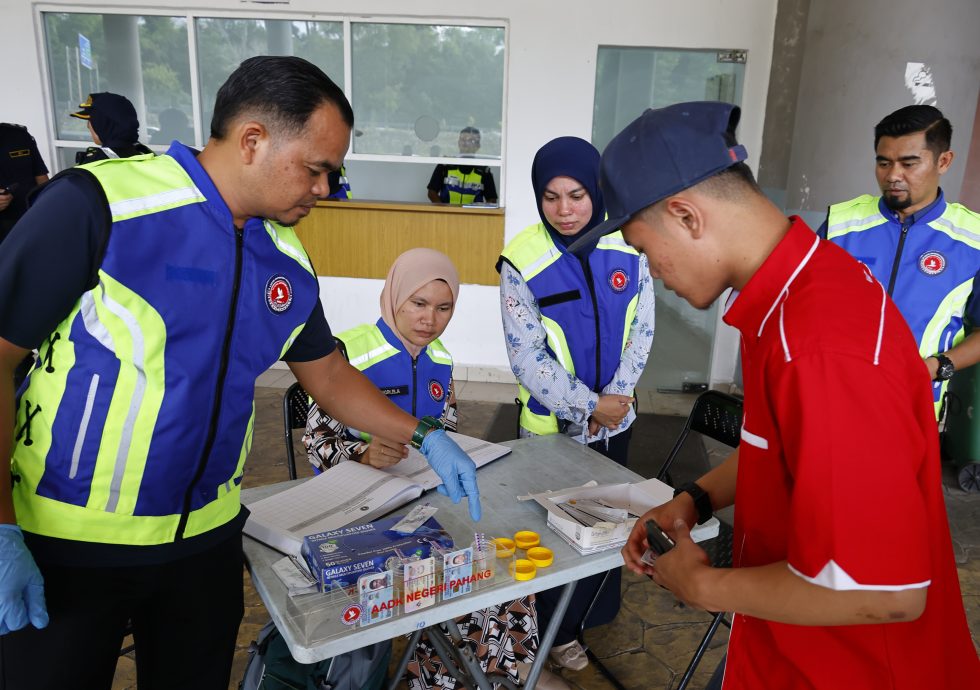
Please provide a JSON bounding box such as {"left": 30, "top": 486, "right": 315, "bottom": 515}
{"left": 656, "top": 389, "right": 743, "bottom": 482}
{"left": 656, "top": 389, "right": 743, "bottom": 690}
{"left": 282, "top": 381, "right": 310, "bottom": 481}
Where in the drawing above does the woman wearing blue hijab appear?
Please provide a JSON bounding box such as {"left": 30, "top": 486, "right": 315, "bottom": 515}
{"left": 496, "top": 136, "right": 655, "bottom": 671}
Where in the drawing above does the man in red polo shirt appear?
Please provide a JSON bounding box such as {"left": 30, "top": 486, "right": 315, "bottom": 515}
{"left": 570, "top": 102, "right": 979, "bottom": 688}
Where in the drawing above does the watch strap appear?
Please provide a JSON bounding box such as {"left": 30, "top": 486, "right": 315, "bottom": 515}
{"left": 410, "top": 416, "right": 444, "bottom": 450}
{"left": 673, "top": 482, "right": 713, "bottom": 525}
{"left": 933, "top": 353, "right": 955, "bottom": 381}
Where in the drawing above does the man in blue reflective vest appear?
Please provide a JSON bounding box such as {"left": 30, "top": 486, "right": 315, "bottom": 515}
{"left": 427, "top": 127, "right": 498, "bottom": 205}
{"left": 0, "top": 56, "right": 480, "bottom": 690}
{"left": 820, "top": 105, "right": 980, "bottom": 419}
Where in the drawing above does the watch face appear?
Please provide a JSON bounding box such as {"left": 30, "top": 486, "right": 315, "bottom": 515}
{"left": 938, "top": 363, "right": 955, "bottom": 381}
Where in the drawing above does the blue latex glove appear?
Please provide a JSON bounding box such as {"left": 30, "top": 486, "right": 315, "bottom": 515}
{"left": 420, "top": 429, "right": 482, "bottom": 521}
{"left": 0, "top": 524, "right": 47, "bottom": 635}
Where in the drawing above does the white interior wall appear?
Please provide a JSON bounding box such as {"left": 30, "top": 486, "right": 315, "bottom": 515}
{"left": 2, "top": 0, "right": 778, "bottom": 382}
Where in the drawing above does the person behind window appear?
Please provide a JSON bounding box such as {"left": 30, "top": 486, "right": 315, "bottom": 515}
{"left": 496, "top": 136, "right": 655, "bottom": 671}
{"left": 426, "top": 126, "right": 498, "bottom": 205}
{"left": 70, "top": 92, "right": 153, "bottom": 164}
{"left": 303, "top": 248, "right": 564, "bottom": 689}
{"left": 152, "top": 106, "right": 194, "bottom": 146}
{"left": 326, "top": 164, "right": 352, "bottom": 200}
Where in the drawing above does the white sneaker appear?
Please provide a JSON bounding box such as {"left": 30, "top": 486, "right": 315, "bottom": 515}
{"left": 548, "top": 640, "right": 589, "bottom": 671}
{"left": 536, "top": 668, "right": 572, "bottom": 690}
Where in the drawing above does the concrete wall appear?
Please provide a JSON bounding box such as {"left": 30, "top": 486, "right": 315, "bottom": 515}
{"left": 781, "top": 0, "right": 980, "bottom": 227}
{"left": 1, "top": 0, "right": 779, "bottom": 380}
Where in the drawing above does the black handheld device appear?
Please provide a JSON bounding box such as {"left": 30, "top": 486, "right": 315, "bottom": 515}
{"left": 645, "top": 519, "right": 676, "bottom": 556}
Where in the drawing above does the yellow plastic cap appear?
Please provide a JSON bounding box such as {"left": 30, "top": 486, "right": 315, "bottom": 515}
{"left": 526, "top": 546, "right": 554, "bottom": 568}
{"left": 493, "top": 537, "right": 516, "bottom": 558}
{"left": 509, "top": 559, "right": 537, "bottom": 581}
{"left": 513, "top": 530, "right": 540, "bottom": 550}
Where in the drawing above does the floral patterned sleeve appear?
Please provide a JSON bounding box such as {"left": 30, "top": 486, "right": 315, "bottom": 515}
{"left": 499, "top": 262, "right": 598, "bottom": 426}
{"left": 302, "top": 402, "right": 368, "bottom": 471}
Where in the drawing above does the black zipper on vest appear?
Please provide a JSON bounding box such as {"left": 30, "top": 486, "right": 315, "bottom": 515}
{"left": 580, "top": 257, "right": 602, "bottom": 392}
{"left": 411, "top": 357, "right": 418, "bottom": 417}
{"left": 886, "top": 220, "right": 911, "bottom": 296}
{"left": 175, "top": 225, "right": 244, "bottom": 541}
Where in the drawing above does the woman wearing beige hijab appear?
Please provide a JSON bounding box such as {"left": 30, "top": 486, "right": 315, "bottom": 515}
{"left": 304, "top": 247, "right": 460, "bottom": 469}
{"left": 304, "top": 249, "right": 558, "bottom": 689}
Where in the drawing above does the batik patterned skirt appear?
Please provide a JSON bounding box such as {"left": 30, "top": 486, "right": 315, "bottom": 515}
{"left": 405, "top": 595, "right": 538, "bottom": 689}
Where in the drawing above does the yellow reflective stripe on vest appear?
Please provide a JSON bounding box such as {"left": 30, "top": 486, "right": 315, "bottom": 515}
{"left": 13, "top": 491, "right": 243, "bottom": 545}
{"left": 541, "top": 315, "right": 574, "bottom": 374}
{"left": 517, "top": 385, "right": 560, "bottom": 435}
{"left": 263, "top": 220, "right": 314, "bottom": 275}
{"left": 80, "top": 272, "right": 167, "bottom": 515}
{"left": 919, "top": 278, "right": 972, "bottom": 357}
{"left": 426, "top": 338, "right": 453, "bottom": 366}
{"left": 596, "top": 234, "right": 636, "bottom": 254}
{"left": 82, "top": 154, "right": 206, "bottom": 222}
{"left": 501, "top": 224, "right": 562, "bottom": 281}
{"left": 226, "top": 403, "right": 255, "bottom": 497}
{"left": 109, "top": 186, "right": 205, "bottom": 222}
{"left": 348, "top": 342, "right": 399, "bottom": 369}
{"left": 279, "top": 322, "right": 307, "bottom": 360}
{"left": 929, "top": 204, "right": 980, "bottom": 250}
{"left": 826, "top": 196, "right": 884, "bottom": 239}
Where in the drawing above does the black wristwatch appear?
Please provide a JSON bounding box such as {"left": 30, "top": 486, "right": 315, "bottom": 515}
{"left": 673, "top": 482, "right": 713, "bottom": 525}
{"left": 932, "top": 353, "right": 955, "bottom": 382}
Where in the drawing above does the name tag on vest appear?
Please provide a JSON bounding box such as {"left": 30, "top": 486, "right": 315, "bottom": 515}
{"left": 380, "top": 385, "right": 409, "bottom": 396}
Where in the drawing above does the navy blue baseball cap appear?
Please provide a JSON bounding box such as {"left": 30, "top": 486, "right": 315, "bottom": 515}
{"left": 568, "top": 101, "right": 747, "bottom": 253}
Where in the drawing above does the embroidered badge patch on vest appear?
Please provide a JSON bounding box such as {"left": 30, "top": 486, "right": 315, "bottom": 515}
{"left": 918, "top": 251, "right": 946, "bottom": 276}
{"left": 428, "top": 379, "right": 445, "bottom": 402}
{"left": 608, "top": 269, "right": 629, "bottom": 292}
{"left": 265, "top": 275, "right": 293, "bottom": 313}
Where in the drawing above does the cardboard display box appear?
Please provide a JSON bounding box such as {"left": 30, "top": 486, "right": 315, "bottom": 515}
{"left": 302, "top": 515, "right": 454, "bottom": 592}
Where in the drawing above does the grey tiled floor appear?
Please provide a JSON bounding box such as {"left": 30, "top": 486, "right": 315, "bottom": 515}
{"left": 108, "top": 379, "right": 979, "bottom": 689}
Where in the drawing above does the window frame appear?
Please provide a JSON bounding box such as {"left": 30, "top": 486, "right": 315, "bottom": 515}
{"left": 34, "top": 5, "right": 509, "bottom": 196}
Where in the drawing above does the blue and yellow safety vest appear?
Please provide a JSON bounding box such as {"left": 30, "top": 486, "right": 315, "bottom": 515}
{"left": 12, "top": 143, "right": 319, "bottom": 545}
{"left": 440, "top": 167, "right": 485, "bottom": 205}
{"left": 498, "top": 224, "right": 640, "bottom": 435}
{"left": 338, "top": 319, "right": 452, "bottom": 428}
{"left": 327, "top": 165, "right": 352, "bottom": 200}
{"left": 827, "top": 193, "right": 980, "bottom": 416}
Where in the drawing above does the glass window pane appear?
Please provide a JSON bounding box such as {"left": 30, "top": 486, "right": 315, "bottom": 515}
{"left": 351, "top": 23, "right": 504, "bottom": 159}
{"left": 42, "top": 13, "right": 191, "bottom": 147}
{"left": 194, "top": 18, "right": 344, "bottom": 137}
{"left": 592, "top": 46, "right": 746, "bottom": 393}
{"left": 592, "top": 47, "right": 745, "bottom": 153}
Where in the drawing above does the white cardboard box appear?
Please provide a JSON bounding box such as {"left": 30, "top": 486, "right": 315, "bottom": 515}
{"left": 527, "top": 479, "right": 719, "bottom": 552}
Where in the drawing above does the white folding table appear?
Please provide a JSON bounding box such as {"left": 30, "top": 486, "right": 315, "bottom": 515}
{"left": 242, "top": 434, "right": 661, "bottom": 689}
